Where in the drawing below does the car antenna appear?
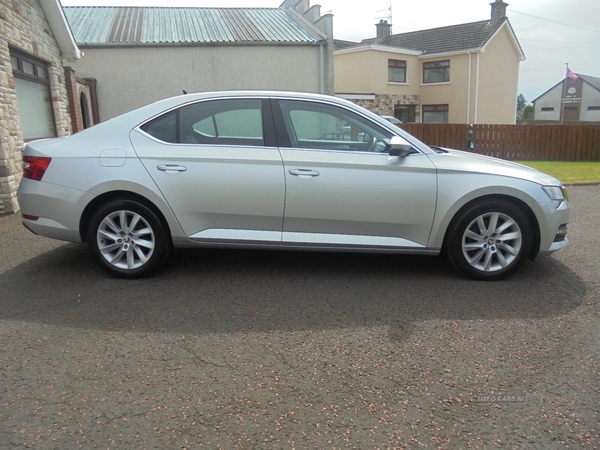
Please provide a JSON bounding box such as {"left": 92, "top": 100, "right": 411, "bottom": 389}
{"left": 182, "top": 89, "right": 188, "bottom": 94}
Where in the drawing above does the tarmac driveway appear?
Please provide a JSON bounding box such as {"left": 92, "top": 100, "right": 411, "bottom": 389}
{"left": 0, "top": 185, "right": 598, "bottom": 449}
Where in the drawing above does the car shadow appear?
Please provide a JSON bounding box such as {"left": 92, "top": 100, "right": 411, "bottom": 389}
{"left": 0, "top": 244, "right": 586, "bottom": 342}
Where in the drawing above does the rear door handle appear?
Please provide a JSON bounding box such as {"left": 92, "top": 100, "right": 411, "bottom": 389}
{"left": 289, "top": 169, "right": 320, "bottom": 178}
{"left": 157, "top": 164, "right": 187, "bottom": 173}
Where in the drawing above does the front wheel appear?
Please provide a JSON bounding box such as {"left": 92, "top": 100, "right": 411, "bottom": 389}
{"left": 446, "top": 200, "right": 533, "bottom": 281}
{"left": 87, "top": 199, "right": 170, "bottom": 278}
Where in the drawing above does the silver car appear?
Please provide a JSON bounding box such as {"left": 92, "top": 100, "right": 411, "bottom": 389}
{"left": 17, "top": 91, "right": 569, "bottom": 280}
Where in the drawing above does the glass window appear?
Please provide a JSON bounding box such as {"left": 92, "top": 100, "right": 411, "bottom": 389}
{"left": 395, "top": 105, "right": 416, "bottom": 123}
{"left": 278, "top": 100, "right": 392, "bottom": 152}
{"left": 10, "top": 55, "right": 19, "bottom": 71}
{"left": 14, "top": 78, "right": 55, "bottom": 139}
{"left": 423, "top": 104, "right": 449, "bottom": 123}
{"left": 22, "top": 60, "right": 35, "bottom": 76}
{"left": 423, "top": 60, "right": 450, "bottom": 83}
{"left": 141, "top": 110, "right": 177, "bottom": 143}
{"left": 141, "top": 99, "right": 264, "bottom": 146}
{"left": 180, "top": 99, "right": 263, "bottom": 146}
{"left": 38, "top": 66, "right": 48, "bottom": 79}
{"left": 388, "top": 59, "right": 406, "bottom": 83}
{"left": 10, "top": 49, "right": 56, "bottom": 140}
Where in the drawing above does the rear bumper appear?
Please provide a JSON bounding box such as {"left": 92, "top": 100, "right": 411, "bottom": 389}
{"left": 17, "top": 179, "right": 92, "bottom": 243}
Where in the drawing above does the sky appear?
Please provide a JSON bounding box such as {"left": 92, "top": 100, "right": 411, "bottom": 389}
{"left": 59, "top": 0, "right": 600, "bottom": 103}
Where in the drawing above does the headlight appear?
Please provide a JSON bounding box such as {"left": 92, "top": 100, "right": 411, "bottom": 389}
{"left": 542, "top": 185, "right": 568, "bottom": 208}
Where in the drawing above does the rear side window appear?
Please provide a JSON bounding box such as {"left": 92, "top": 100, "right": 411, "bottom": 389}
{"left": 141, "top": 110, "right": 177, "bottom": 143}
{"left": 140, "top": 99, "right": 264, "bottom": 146}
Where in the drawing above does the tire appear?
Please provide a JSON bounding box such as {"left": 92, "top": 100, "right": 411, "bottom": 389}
{"left": 446, "top": 200, "right": 533, "bottom": 281}
{"left": 87, "top": 199, "right": 170, "bottom": 278}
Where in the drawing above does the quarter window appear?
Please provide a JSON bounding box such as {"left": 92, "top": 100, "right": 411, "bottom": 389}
{"left": 423, "top": 104, "right": 449, "bottom": 123}
{"left": 423, "top": 60, "right": 450, "bottom": 84}
{"left": 10, "top": 48, "right": 56, "bottom": 140}
{"left": 388, "top": 59, "right": 407, "bottom": 83}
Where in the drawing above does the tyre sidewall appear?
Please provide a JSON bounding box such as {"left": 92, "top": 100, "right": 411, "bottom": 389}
{"left": 87, "top": 199, "right": 169, "bottom": 279}
{"left": 447, "top": 200, "right": 533, "bottom": 281}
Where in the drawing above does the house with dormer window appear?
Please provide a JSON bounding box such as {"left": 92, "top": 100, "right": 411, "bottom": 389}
{"left": 334, "top": 0, "right": 524, "bottom": 124}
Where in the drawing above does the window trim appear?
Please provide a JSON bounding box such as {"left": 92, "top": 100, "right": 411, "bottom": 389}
{"left": 137, "top": 97, "right": 277, "bottom": 147}
{"left": 422, "top": 60, "right": 450, "bottom": 84}
{"left": 272, "top": 98, "right": 394, "bottom": 154}
{"left": 422, "top": 104, "right": 449, "bottom": 124}
{"left": 388, "top": 59, "right": 407, "bottom": 83}
{"left": 10, "top": 48, "right": 57, "bottom": 139}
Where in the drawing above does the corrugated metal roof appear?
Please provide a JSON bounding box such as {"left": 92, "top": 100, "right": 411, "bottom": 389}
{"left": 63, "top": 7, "right": 323, "bottom": 45}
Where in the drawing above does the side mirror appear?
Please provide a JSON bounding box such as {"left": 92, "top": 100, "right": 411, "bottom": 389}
{"left": 389, "top": 136, "right": 416, "bottom": 157}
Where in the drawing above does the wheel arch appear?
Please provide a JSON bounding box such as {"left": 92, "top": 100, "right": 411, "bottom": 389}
{"left": 79, "top": 191, "right": 174, "bottom": 245}
{"left": 441, "top": 194, "right": 541, "bottom": 260}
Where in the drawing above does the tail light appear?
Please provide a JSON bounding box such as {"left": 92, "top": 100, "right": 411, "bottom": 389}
{"left": 23, "top": 156, "right": 52, "bottom": 181}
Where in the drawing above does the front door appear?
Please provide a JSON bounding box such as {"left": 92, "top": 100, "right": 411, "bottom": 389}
{"left": 274, "top": 99, "right": 437, "bottom": 249}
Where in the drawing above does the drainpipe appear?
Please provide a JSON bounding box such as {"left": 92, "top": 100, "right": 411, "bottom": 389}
{"left": 467, "top": 51, "right": 472, "bottom": 123}
{"left": 474, "top": 52, "right": 481, "bottom": 124}
{"left": 319, "top": 41, "right": 325, "bottom": 94}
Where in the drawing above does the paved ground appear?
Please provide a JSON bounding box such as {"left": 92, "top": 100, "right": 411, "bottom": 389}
{"left": 0, "top": 186, "right": 598, "bottom": 449}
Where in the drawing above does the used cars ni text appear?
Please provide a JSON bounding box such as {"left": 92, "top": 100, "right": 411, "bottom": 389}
{"left": 17, "top": 91, "right": 569, "bottom": 280}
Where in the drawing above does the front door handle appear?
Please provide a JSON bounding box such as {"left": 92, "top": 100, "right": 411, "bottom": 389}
{"left": 157, "top": 164, "right": 187, "bottom": 173}
{"left": 289, "top": 169, "right": 320, "bottom": 178}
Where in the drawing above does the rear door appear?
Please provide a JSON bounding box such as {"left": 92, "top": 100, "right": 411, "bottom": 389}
{"left": 131, "top": 97, "right": 285, "bottom": 243}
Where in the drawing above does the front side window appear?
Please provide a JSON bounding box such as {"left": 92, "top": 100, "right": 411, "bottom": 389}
{"left": 278, "top": 100, "right": 392, "bottom": 153}
{"left": 423, "top": 60, "right": 450, "bottom": 84}
{"left": 388, "top": 59, "right": 407, "bottom": 83}
{"left": 10, "top": 48, "right": 56, "bottom": 140}
{"left": 141, "top": 99, "right": 264, "bottom": 146}
{"left": 423, "top": 104, "right": 449, "bottom": 123}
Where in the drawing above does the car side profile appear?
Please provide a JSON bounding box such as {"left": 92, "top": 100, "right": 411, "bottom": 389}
{"left": 17, "top": 91, "right": 569, "bottom": 280}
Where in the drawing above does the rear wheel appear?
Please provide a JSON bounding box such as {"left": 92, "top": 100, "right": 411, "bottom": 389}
{"left": 87, "top": 199, "right": 169, "bottom": 278}
{"left": 447, "top": 200, "right": 532, "bottom": 281}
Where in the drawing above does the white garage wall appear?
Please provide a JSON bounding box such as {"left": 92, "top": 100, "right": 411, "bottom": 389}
{"left": 71, "top": 45, "right": 322, "bottom": 122}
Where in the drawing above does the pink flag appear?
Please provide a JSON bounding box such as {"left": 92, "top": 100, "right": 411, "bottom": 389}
{"left": 567, "top": 68, "right": 579, "bottom": 81}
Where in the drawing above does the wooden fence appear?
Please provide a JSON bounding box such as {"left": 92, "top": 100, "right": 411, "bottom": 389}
{"left": 399, "top": 124, "right": 600, "bottom": 161}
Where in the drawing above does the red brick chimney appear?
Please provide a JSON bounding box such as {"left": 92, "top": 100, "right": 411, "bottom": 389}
{"left": 490, "top": 0, "right": 508, "bottom": 24}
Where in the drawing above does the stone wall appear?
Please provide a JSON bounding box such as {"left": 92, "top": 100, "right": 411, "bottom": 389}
{"left": 350, "top": 94, "right": 421, "bottom": 121}
{"left": 0, "top": 0, "right": 72, "bottom": 214}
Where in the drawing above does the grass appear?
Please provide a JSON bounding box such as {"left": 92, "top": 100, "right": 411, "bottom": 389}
{"left": 514, "top": 161, "right": 600, "bottom": 184}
